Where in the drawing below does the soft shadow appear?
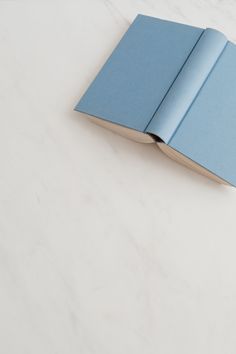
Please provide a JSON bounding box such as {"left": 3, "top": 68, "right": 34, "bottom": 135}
{"left": 70, "top": 109, "right": 233, "bottom": 194}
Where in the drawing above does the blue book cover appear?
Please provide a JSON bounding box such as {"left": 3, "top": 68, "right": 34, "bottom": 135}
{"left": 75, "top": 14, "right": 236, "bottom": 186}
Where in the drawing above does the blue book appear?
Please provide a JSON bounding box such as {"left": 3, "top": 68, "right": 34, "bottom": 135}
{"left": 75, "top": 14, "right": 236, "bottom": 186}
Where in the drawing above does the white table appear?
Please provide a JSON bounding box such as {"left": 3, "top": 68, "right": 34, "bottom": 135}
{"left": 1, "top": 1, "right": 236, "bottom": 353}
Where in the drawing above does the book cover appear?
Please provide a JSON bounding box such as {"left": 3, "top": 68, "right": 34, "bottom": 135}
{"left": 75, "top": 14, "right": 236, "bottom": 186}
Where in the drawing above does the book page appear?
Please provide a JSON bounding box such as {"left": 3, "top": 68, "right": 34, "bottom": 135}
{"left": 169, "top": 42, "right": 236, "bottom": 186}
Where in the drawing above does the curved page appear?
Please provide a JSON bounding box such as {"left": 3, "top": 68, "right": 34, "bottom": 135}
{"left": 146, "top": 28, "right": 227, "bottom": 143}
{"left": 168, "top": 42, "right": 236, "bottom": 186}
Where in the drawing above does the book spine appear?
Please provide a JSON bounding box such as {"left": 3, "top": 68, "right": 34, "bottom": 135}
{"left": 145, "top": 28, "right": 227, "bottom": 143}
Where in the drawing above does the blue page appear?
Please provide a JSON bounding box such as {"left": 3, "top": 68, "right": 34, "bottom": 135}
{"left": 146, "top": 28, "right": 227, "bottom": 142}
{"left": 75, "top": 15, "right": 202, "bottom": 131}
{"left": 169, "top": 42, "right": 236, "bottom": 186}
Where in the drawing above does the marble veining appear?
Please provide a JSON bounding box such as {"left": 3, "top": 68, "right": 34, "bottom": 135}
{"left": 1, "top": 1, "right": 236, "bottom": 353}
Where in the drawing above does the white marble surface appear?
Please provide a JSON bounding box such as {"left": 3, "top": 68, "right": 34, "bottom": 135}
{"left": 1, "top": 0, "right": 236, "bottom": 353}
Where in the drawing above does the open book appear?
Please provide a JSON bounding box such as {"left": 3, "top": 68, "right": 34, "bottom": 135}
{"left": 75, "top": 14, "right": 236, "bottom": 186}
